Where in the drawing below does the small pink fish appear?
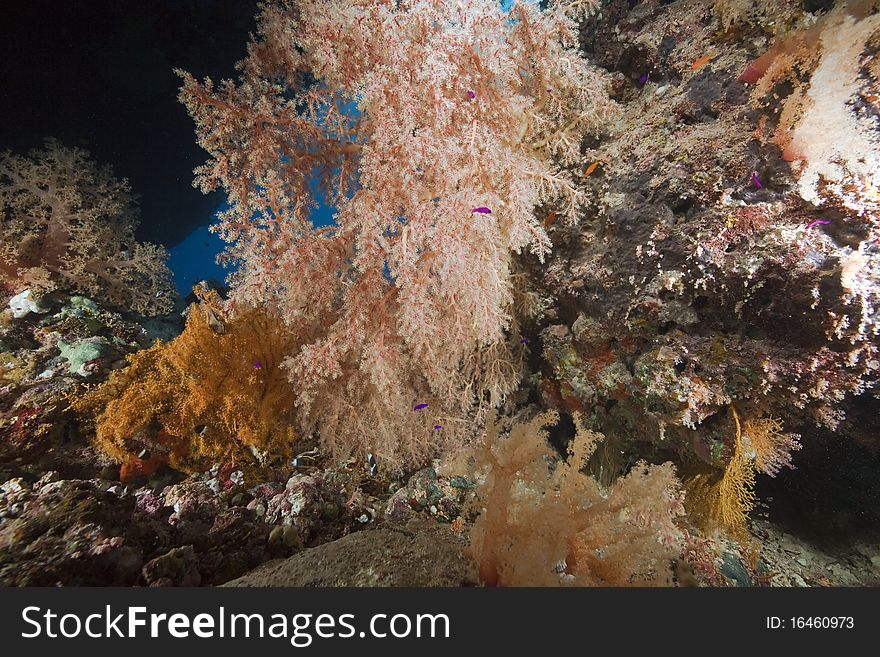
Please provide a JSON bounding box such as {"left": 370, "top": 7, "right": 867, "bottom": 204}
{"left": 413, "top": 403, "right": 429, "bottom": 411}
{"left": 467, "top": 90, "right": 475, "bottom": 99}
{"left": 471, "top": 206, "right": 492, "bottom": 214}
{"left": 750, "top": 171, "right": 763, "bottom": 189}
{"left": 807, "top": 219, "right": 831, "bottom": 229}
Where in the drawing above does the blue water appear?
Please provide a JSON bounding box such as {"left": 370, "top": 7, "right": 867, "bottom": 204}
{"left": 169, "top": 177, "right": 339, "bottom": 296}
{"left": 168, "top": 224, "right": 228, "bottom": 295}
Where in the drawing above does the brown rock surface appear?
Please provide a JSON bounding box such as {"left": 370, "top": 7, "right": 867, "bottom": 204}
{"left": 224, "top": 524, "right": 476, "bottom": 587}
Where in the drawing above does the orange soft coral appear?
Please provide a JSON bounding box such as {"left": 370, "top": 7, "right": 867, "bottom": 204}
{"left": 74, "top": 287, "right": 302, "bottom": 474}
{"left": 466, "top": 410, "right": 685, "bottom": 586}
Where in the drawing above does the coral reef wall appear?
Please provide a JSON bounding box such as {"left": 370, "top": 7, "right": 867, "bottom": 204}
{"left": 527, "top": 0, "right": 880, "bottom": 497}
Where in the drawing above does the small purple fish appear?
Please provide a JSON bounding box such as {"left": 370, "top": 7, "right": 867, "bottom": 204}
{"left": 413, "top": 403, "right": 429, "bottom": 411}
{"left": 467, "top": 89, "right": 475, "bottom": 99}
{"left": 520, "top": 337, "right": 530, "bottom": 344}
{"left": 750, "top": 171, "right": 763, "bottom": 189}
{"left": 638, "top": 73, "right": 648, "bottom": 85}
{"left": 807, "top": 219, "right": 832, "bottom": 229}
{"left": 471, "top": 206, "right": 492, "bottom": 214}
{"left": 253, "top": 362, "right": 262, "bottom": 369}
{"left": 434, "top": 425, "right": 443, "bottom": 430}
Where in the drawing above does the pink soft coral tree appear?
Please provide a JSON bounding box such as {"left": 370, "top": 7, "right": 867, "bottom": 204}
{"left": 178, "top": 0, "right": 616, "bottom": 465}
{"left": 0, "top": 139, "right": 175, "bottom": 315}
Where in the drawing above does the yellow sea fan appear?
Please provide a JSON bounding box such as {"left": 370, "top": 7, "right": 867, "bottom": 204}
{"left": 73, "top": 288, "right": 302, "bottom": 474}
{"left": 685, "top": 406, "right": 756, "bottom": 540}
{"left": 743, "top": 416, "right": 801, "bottom": 476}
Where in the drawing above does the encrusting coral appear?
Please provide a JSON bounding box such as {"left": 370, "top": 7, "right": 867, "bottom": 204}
{"left": 0, "top": 139, "right": 176, "bottom": 316}
{"left": 73, "top": 286, "right": 301, "bottom": 478}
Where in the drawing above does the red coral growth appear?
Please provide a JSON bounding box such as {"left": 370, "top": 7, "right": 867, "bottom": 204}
{"left": 738, "top": 52, "right": 777, "bottom": 85}
{"left": 0, "top": 406, "right": 49, "bottom": 462}
{"left": 539, "top": 377, "right": 584, "bottom": 415}
{"left": 539, "top": 376, "right": 564, "bottom": 409}
{"left": 737, "top": 23, "right": 823, "bottom": 86}
{"left": 117, "top": 429, "right": 191, "bottom": 483}
{"left": 119, "top": 452, "right": 168, "bottom": 484}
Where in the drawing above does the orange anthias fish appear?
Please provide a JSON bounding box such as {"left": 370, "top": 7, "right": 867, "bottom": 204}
{"left": 585, "top": 161, "right": 600, "bottom": 176}
{"left": 691, "top": 52, "right": 716, "bottom": 72}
